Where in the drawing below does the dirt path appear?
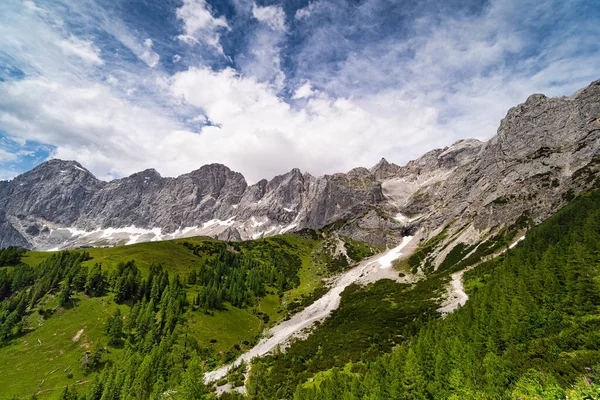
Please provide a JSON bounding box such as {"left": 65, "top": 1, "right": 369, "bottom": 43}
{"left": 204, "top": 236, "right": 415, "bottom": 383}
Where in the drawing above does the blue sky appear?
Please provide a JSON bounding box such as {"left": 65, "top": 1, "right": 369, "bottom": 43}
{"left": 0, "top": 0, "right": 599, "bottom": 182}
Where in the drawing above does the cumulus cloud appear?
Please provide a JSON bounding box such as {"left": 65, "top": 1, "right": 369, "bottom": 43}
{"left": 176, "top": 0, "right": 229, "bottom": 53}
{"left": 292, "top": 82, "right": 315, "bottom": 99}
{"left": 0, "top": 78, "right": 184, "bottom": 178}
{"left": 169, "top": 66, "right": 439, "bottom": 181}
{"left": 252, "top": 3, "right": 286, "bottom": 31}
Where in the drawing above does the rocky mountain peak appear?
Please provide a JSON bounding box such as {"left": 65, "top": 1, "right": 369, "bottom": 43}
{"left": 17, "top": 159, "right": 96, "bottom": 182}
{"left": 120, "top": 168, "right": 163, "bottom": 185}
{"left": 370, "top": 158, "right": 402, "bottom": 180}
{"left": 374, "top": 157, "right": 390, "bottom": 168}
{"left": 524, "top": 93, "right": 548, "bottom": 105}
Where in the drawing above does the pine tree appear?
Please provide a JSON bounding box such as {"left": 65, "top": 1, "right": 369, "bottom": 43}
{"left": 402, "top": 348, "right": 427, "bottom": 400}
{"left": 106, "top": 309, "right": 123, "bottom": 346}
{"left": 57, "top": 276, "right": 73, "bottom": 307}
{"left": 179, "top": 356, "right": 210, "bottom": 399}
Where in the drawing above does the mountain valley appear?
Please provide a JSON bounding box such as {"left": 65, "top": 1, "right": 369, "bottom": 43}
{"left": 0, "top": 80, "right": 599, "bottom": 399}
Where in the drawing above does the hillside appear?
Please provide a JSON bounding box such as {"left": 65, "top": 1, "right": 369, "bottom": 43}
{"left": 0, "top": 231, "right": 377, "bottom": 399}
{"left": 253, "top": 190, "right": 600, "bottom": 399}
{"left": 2, "top": 190, "right": 598, "bottom": 399}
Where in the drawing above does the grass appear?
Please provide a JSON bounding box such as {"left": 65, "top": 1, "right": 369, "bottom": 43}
{"left": 258, "top": 292, "right": 283, "bottom": 322}
{"left": 0, "top": 295, "right": 125, "bottom": 399}
{"left": 187, "top": 305, "right": 263, "bottom": 355}
{"left": 277, "top": 236, "right": 327, "bottom": 305}
{"left": 21, "top": 236, "right": 216, "bottom": 277}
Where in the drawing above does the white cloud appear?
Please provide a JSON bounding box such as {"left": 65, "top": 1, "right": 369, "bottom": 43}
{"left": 176, "top": 0, "right": 229, "bottom": 53}
{"left": 0, "top": 78, "right": 188, "bottom": 179}
{"left": 168, "top": 67, "right": 439, "bottom": 182}
{"left": 56, "top": 35, "right": 103, "bottom": 65}
{"left": 295, "top": 2, "right": 317, "bottom": 20}
{"left": 237, "top": 3, "right": 288, "bottom": 90}
{"left": 238, "top": 29, "right": 286, "bottom": 91}
{"left": 173, "top": 54, "right": 182, "bottom": 63}
{"left": 292, "top": 0, "right": 600, "bottom": 158}
{"left": 292, "top": 82, "right": 315, "bottom": 99}
{"left": 0, "top": 0, "right": 102, "bottom": 80}
{"left": 109, "top": 28, "right": 159, "bottom": 68}
{"left": 0, "top": 148, "right": 18, "bottom": 163}
{"left": 252, "top": 3, "right": 286, "bottom": 31}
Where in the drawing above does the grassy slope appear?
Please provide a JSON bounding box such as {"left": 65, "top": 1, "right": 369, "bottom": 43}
{"left": 0, "top": 295, "right": 125, "bottom": 399}
{"left": 1, "top": 233, "right": 332, "bottom": 399}
{"left": 21, "top": 237, "right": 212, "bottom": 276}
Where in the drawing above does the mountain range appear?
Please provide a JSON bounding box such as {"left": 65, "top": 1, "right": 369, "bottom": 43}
{"left": 1, "top": 80, "right": 599, "bottom": 264}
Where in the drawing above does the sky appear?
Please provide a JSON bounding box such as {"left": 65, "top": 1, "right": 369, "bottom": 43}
{"left": 0, "top": 0, "right": 599, "bottom": 183}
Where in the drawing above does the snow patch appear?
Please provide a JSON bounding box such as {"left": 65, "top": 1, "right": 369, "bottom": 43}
{"left": 250, "top": 216, "right": 267, "bottom": 228}
{"left": 394, "top": 213, "right": 408, "bottom": 222}
{"left": 509, "top": 235, "right": 526, "bottom": 249}
{"left": 46, "top": 220, "right": 237, "bottom": 250}
{"left": 377, "top": 236, "right": 412, "bottom": 269}
{"left": 251, "top": 226, "right": 276, "bottom": 240}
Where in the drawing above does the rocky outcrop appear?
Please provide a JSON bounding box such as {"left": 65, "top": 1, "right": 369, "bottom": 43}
{"left": 380, "top": 80, "right": 600, "bottom": 269}
{"left": 370, "top": 158, "right": 402, "bottom": 180}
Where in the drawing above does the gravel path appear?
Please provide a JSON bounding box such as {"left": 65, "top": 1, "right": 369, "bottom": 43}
{"left": 438, "top": 270, "right": 469, "bottom": 316}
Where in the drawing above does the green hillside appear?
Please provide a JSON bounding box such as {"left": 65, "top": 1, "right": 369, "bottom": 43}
{"left": 258, "top": 191, "right": 600, "bottom": 399}
{"left": 0, "top": 232, "right": 376, "bottom": 399}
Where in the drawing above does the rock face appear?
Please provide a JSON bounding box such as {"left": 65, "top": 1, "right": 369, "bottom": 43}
{"left": 0, "top": 160, "right": 385, "bottom": 250}
{"left": 378, "top": 80, "right": 600, "bottom": 268}
{"left": 1, "top": 79, "right": 599, "bottom": 252}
